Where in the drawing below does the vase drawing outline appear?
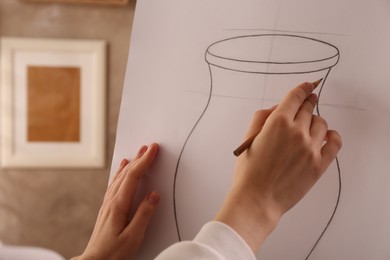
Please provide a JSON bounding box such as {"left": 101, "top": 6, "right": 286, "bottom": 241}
{"left": 173, "top": 34, "right": 341, "bottom": 259}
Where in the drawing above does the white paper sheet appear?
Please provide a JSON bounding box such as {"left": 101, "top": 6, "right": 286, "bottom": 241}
{"left": 111, "top": 1, "right": 390, "bottom": 259}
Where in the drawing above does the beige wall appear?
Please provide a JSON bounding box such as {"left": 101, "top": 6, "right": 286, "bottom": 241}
{"left": 0, "top": 0, "right": 135, "bottom": 258}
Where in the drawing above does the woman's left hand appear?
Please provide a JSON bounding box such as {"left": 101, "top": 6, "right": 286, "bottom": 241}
{"left": 73, "top": 143, "right": 160, "bottom": 260}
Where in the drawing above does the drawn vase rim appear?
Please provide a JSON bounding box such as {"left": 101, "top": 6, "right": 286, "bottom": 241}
{"left": 205, "top": 34, "right": 340, "bottom": 74}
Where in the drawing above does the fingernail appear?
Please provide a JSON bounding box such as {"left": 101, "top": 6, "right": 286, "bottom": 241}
{"left": 148, "top": 143, "right": 159, "bottom": 156}
{"left": 137, "top": 145, "right": 148, "bottom": 156}
{"left": 309, "top": 93, "right": 318, "bottom": 103}
{"left": 147, "top": 191, "right": 160, "bottom": 205}
{"left": 120, "top": 159, "right": 129, "bottom": 167}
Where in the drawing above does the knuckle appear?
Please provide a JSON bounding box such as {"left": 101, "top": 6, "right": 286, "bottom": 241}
{"left": 291, "top": 128, "right": 315, "bottom": 155}
{"left": 303, "top": 149, "right": 323, "bottom": 175}
{"left": 289, "top": 89, "right": 306, "bottom": 104}
{"left": 126, "top": 162, "right": 144, "bottom": 181}
{"left": 336, "top": 136, "right": 343, "bottom": 149}
{"left": 252, "top": 109, "right": 267, "bottom": 120}
{"left": 304, "top": 98, "right": 316, "bottom": 111}
{"left": 291, "top": 126, "right": 308, "bottom": 142}
{"left": 109, "top": 200, "right": 125, "bottom": 214}
{"left": 312, "top": 163, "right": 323, "bottom": 177}
{"left": 317, "top": 116, "right": 328, "bottom": 129}
{"left": 329, "top": 130, "right": 343, "bottom": 149}
{"left": 273, "top": 113, "right": 291, "bottom": 128}
{"left": 137, "top": 203, "right": 154, "bottom": 219}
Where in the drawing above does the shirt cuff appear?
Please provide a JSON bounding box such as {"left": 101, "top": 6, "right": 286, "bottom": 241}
{"left": 194, "top": 221, "right": 256, "bottom": 260}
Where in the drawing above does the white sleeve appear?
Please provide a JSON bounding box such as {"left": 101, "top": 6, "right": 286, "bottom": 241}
{"left": 0, "top": 244, "right": 64, "bottom": 260}
{"left": 155, "top": 221, "right": 256, "bottom": 260}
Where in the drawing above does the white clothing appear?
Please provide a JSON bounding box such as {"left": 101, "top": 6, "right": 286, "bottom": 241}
{"left": 155, "top": 221, "right": 256, "bottom": 260}
{"left": 0, "top": 244, "right": 64, "bottom": 260}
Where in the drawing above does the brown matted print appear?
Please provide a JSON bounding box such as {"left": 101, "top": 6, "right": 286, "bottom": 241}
{"left": 27, "top": 66, "right": 81, "bottom": 142}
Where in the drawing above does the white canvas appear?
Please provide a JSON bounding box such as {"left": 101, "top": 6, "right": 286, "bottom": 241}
{"left": 111, "top": 1, "right": 390, "bottom": 259}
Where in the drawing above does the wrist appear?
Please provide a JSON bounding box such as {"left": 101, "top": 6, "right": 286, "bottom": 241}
{"left": 214, "top": 187, "right": 281, "bottom": 253}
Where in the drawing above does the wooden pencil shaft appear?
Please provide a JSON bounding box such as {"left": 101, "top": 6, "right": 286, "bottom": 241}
{"left": 233, "top": 129, "right": 261, "bottom": 156}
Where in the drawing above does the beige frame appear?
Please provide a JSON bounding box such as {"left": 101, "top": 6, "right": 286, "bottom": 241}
{"left": 0, "top": 37, "right": 106, "bottom": 169}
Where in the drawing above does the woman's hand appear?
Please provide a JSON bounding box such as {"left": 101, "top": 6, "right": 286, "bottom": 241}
{"left": 215, "top": 82, "right": 342, "bottom": 252}
{"left": 73, "top": 143, "right": 160, "bottom": 260}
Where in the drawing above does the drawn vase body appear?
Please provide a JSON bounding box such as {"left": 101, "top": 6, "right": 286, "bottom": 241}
{"left": 174, "top": 34, "right": 339, "bottom": 258}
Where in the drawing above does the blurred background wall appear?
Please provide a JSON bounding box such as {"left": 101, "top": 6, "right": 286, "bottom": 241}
{"left": 0, "top": 0, "right": 135, "bottom": 258}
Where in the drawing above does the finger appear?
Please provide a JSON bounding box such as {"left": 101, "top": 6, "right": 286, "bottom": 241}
{"left": 310, "top": 115, "right": 328, "bottom": 147}
{"left": 112, "top": 145, "right": 148, "bottom": 187}
{"left": 107, "top": 145, "right": 148, "bottom": 198}
{"left": 320, "top": 130, "right": 342, "bottom": 172}
{"left": 276, "top": 82, "right": 315, "bottom": 119}
{"left": 116, "top": 143, "right": 159, "bottom": 210}
{"left": 110, "top": 159, "right": 130, "bottom": 186}
{"left": 123, "top": 191, "right": 160, "bottom": 251}
{"left": 243, "top": 105, "right": 277, "bottom": 141}
{"left": 105, "top": 158, "right": 130, "bottom": 197}
{"left": 133, "top": 145, "right": 149, "bottom": 160}
{"left": 294, "top": 93, "right": 317, "bottom": 128}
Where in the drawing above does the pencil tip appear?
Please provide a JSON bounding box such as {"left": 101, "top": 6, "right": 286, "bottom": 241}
{"left": 312, "top": 78, "right": 323, "bottom": 89}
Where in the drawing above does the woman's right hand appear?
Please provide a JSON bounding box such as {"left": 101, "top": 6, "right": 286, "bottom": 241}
{"left": 215, "top": 81, "right": 342, "bottom": 253}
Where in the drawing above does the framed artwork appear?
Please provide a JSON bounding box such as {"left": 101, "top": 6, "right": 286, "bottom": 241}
{"left": 20, "top": 0, "right": 128, "bottom": 5}
{"left": 0, "top": 37, "right": 106, "bottom": 168}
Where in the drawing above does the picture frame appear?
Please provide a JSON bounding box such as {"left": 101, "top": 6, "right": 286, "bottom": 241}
{"left": 0, "top": 37, "right": 106, "bottom": 169}
{"left": 20, "top": 0, "right": 129, "bottom": 5}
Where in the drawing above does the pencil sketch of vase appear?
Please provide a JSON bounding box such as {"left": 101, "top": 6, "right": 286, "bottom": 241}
{"left": 173, "top": 34, "right": 340, "bottom": 259}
